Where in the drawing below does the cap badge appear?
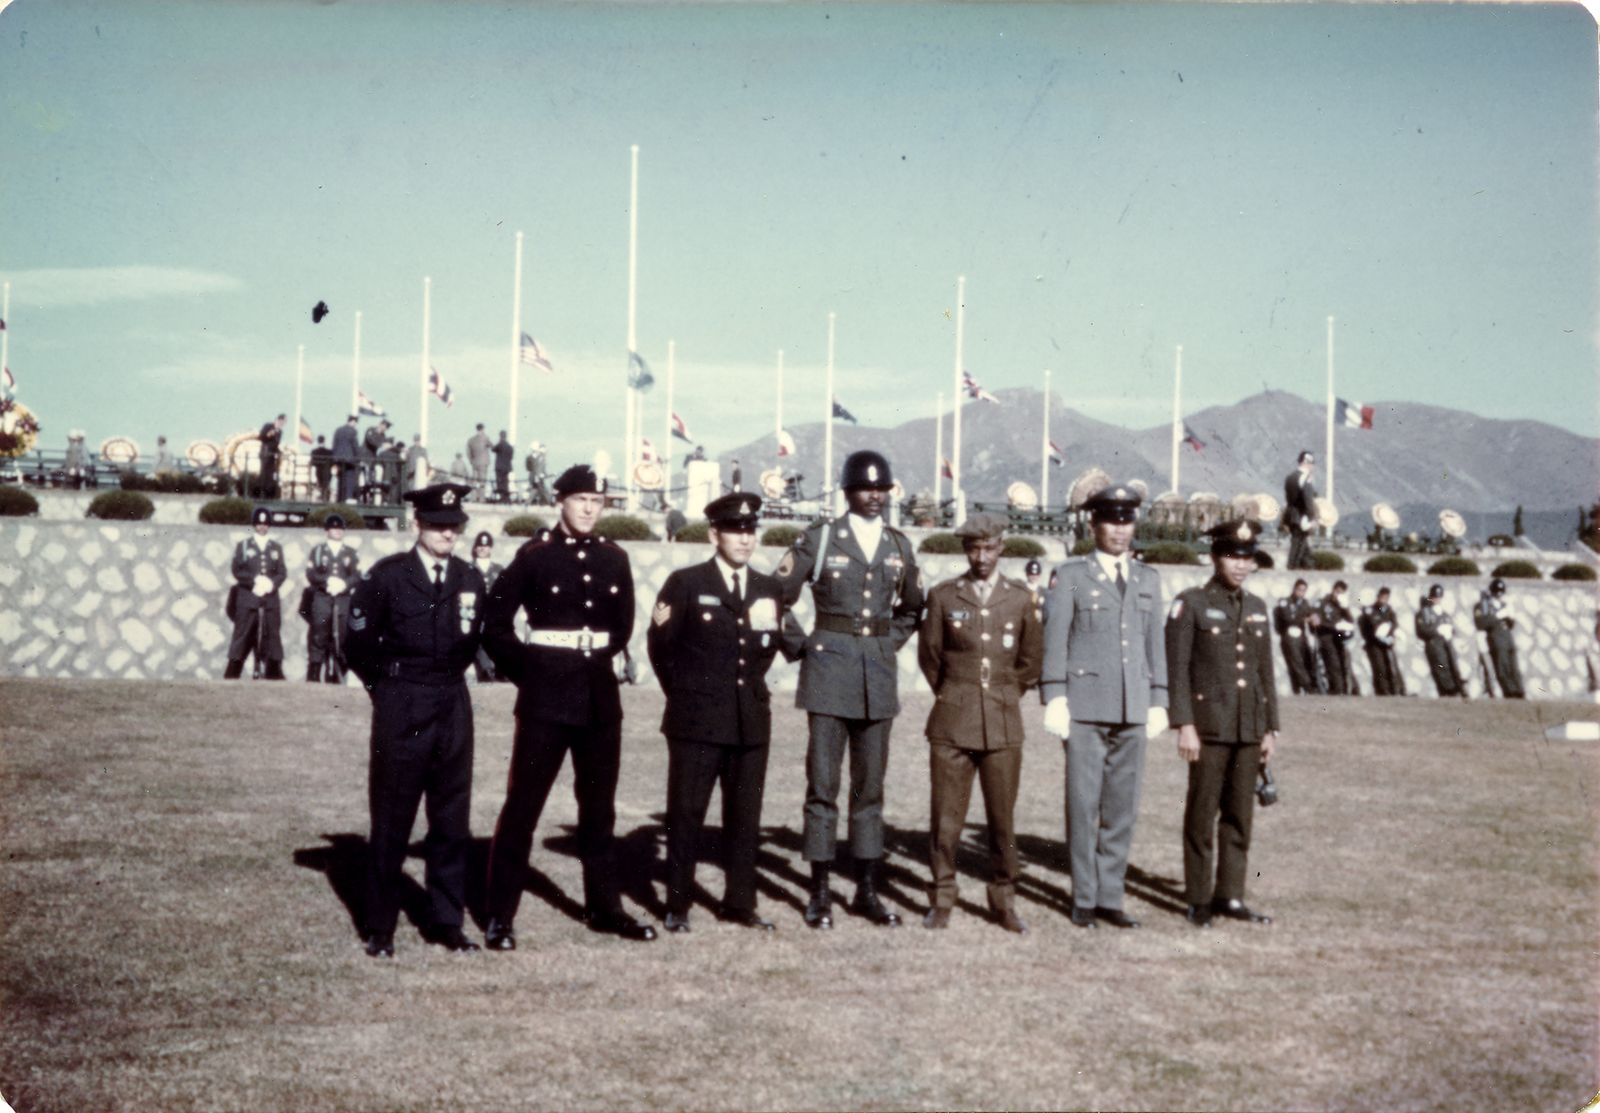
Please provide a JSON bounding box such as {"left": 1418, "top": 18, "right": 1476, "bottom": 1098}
{"left": 866, "top": 465, "right": 879, "bottom": 482}
{"left": 1235, "top": 523, "right": 1251, "bottom": 540}
{"left": 441, "top": 490, "right": 457, "bottom": 506}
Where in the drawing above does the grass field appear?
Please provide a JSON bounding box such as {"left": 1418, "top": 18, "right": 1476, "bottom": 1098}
{"left": 1, "top": 678, "right": 1597, "bottom": 1113}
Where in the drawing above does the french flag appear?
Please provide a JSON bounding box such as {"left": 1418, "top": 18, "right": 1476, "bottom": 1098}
{"left": 1335, "top": 398, "right": 1375, "bottom": 430}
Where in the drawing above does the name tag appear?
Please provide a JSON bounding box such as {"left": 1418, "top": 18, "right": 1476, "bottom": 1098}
{"left": 698, "top": 594, "right": 723, "bottom": 606}
{"left": 1205, "top": 608, "right": 1228, "bottom": 620}
{"left": 1247, "top": 614, "right": 1267, "bottom": 623}
{"left": 950, "top": 609, "right": 970, "bottom": 621}
{"left": 826, "top": 554, "right": 852, "bottom": 570}
{"left": 885, "top": 554, "right": 904, "bottom": 567}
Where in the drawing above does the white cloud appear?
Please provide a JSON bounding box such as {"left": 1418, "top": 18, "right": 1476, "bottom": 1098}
{"left": 2, "top": 266, "right": 244, "bottom": 308}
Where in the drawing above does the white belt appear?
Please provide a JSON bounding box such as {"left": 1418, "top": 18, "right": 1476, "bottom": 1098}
{"left": 528, "top": 628, "right": 611, "bottom": 651}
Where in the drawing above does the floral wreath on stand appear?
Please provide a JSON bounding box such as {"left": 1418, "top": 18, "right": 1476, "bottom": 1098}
{"left": 186, "top": 439, "right": 222, "bottom": 469}
{"left": 100, "top": 436, "right": 140, "bottom": 468}
{"left": 0, "top": 398, "right": 42, "bottom": 459}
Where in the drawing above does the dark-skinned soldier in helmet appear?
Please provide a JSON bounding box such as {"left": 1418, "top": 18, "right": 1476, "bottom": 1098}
{"left": 775, "top": 449, "right": 925, "bottom": 929}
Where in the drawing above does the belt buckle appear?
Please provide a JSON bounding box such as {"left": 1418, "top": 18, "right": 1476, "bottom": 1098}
{"left": 980, "top": 659, "right": 992, "bottom": 685}
{"left": 576, "top": 629, "right": 595, "bottom": 652}
{"left": 854, "top": 619, "right": 871, "bottom": 637}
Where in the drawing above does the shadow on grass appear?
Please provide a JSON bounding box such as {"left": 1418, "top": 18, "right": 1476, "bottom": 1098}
{"left": 1013, "top": 832, "right": 1190, "bottom": 917}
{"left": 292, "top": 833, "right": 438, "bottom": 938}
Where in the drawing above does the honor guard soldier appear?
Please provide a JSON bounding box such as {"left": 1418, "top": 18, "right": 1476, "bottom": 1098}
{"left": 647, "top": 493, "right": 797, "bottom": 933}
{"left": 304, "top": 512, "right": 360, "bottom": 683}
{"left": 1273, "top": 579, "right": 1321, "bottom": 695}
{"left": 482, "top": 464, "right": 655, "bottom": 947}
{"left": 775, "top": 449, "right": 924, "bottom": 929}
{"left": 1358, "top": 586, "right": 1405, "bottom": 697}
{"left": 1040, "top": 482, "right": 1169, "bottom": 930}
{"left": 1315, "top": 580, "right": 1358, "bottom": 695}
{"left": 1474, "top": 578, "right": 1526, "bottom": 698}
{"left": 470, "top": 531, "right": 504, "bottom": 682}
{"left": 917, "top": 513, "right": 1043, "bottom": 932}
{"left": 1167, "top": 520, "right": 1281, "bottom": 928}
{"left": 344, "top": 483, "right": 485, "bottom": 957}
{"left": 1023, "top": 558, "right": 1048, "bottom": 622}
{"left": 1282, "top": 450, "right": 1318, "bottom": 570}
{"left": 1416, "top": 584, "right": 1469, "bottom": 698}
{"left": 224, "top": 506, "right": 287, "bottom": 680}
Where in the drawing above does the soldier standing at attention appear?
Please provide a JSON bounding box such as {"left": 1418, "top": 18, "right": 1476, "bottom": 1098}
{"left": 1358, "top": 586, "right": 1405, "bottom": 697}
{"left": 470, "top": 531, "right": 504, "bottom": 682}
{"left": 1315, "top": 580, "right": 1358, "bottom": 695}
{"left": 224, "top": 506, "right": 287, "bottom": 680}
{"left": 332, "top": 415, "right": 361, "bottom": 502}
{"left": 1273, "top": 578, "right": 1321, "bottom": 695}
{"left": 1474, "top": 578, "right": 1526, "bottom": 699}
{"left": 647, "top": 493, "right": 795, "bottom": 933}
{"left": 917, "top": 513, "right": 1042, "bottom": 933}
{"left": 1416, "top": 584, "right": 1469, "bottom": 698}
{"left": 1040, "top": 482, "right": 1168, "bottom": 930}
{"left": 309, "top": 436, "right": 334, "bottom": 502}
{"left": 775, "top": 449, "right": 924, "bottom": 929}
{"left": 304, "top": 512, "right": 360, "bottom": 683}
{"left": 482, "top": 465, "right": 655, "bottom": 947}
{"left": 344, "top": 483, "right": 485, "bottom": 957}
{"left": 493, "top": 431, "right": 515, "bottom": 503}
{"left": 467, "top": 424, "right": 492, "bottom": 499}
{"left": 1167, "top": 520, "right": 1280, "bottom": 929}
{"left": 1282, "top": 450, "right": 1318, "bottom": 570}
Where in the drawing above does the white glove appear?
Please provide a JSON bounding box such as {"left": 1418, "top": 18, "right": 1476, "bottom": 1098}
{"left": 1377, "top": 622, "right": 1393, "bottom": 640}
{"left": 252, "top": 574, "right": 275, "bottom": 597}
{"left": 1299, "top": 515, "right": 1313, "bottom": 531}
{"left": 1146, "top": 706, "right": 1169, "bottom": 736}
{"left": 1286, "top": 627, "right": 1302, "bottom": 639}
{"left": 328, "top": 576, "right": 348, "bottom": 596}
{"left": 1044, "top": 697, "right": 1071, "bottom": 739}
{"left": 1336, "top": 621, "right": 1356, "bottom": 635}
{"left": 1439, "top": 623, "right": 1455, "bottom": 639}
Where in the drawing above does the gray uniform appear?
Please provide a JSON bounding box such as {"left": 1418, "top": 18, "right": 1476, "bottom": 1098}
{"left": 1474, "top": 591, "right": 1525, "bottom": 698}
{"left": 1040, "top": 555, "right": 1168, "bottom": 914}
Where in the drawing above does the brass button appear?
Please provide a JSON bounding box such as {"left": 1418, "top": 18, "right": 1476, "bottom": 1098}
{"left": 1237, "top": 678, "right": 1247, "bottom": 687}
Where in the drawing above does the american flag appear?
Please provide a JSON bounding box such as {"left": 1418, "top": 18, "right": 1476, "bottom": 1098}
{"left": 428, "top": 366, "right": 455, "bottom": 408}
{"left": 519, "top": 332, "right": 554, "bottom": 372}
{"left": 961, "top": 370, "right": 1000, "bottom": 405}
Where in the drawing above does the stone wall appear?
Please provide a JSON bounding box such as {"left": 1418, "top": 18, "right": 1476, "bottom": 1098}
{"left": 1, "top": 518, "right": 1596, "bottom": 700}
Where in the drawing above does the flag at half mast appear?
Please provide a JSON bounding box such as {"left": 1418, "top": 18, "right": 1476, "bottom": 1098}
{"left": 357, "top": 390, "right": 387, "bottom": 418}
{"left": 832, "top": 398, "right": 858, "bottom": 424}
{"left": 961, "top": 370, "right": 1000, "bottom": 404}
{"left": 1183, "top": 423, "right": 1206, "bottom": 452}
{"left": 298, "top": 418, "right": 313, "bottom": 445}
{"left": 776, "top": 429, "right": 796, "bottom": 458}
{"left": 670, "top": 412, "right": 693, "bottom": 443}
{"left": 428, "top": 366, "right": 455, "bottom": 408}
{"left": 627, "top": 351, "right": 655, "bottom": 391}
{"left": 1047, "top": 438, "right": 1065, "bottom": 466}
{"left": 519, "top": 333, "right": 554, "bottom": 372}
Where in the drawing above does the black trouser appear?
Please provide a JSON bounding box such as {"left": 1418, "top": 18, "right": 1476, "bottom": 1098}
{"left": 1365, "top": 644, "right": 1402, "bottom": 696}
{"left": 1317, "top": 636, "right": 1351, "bottom": 695}
{"left": 337, "top": 461, "right": 359, "bottom": 501}
{"left": 364, "top": 679, "right": 474, "bottom": 937}
{"left": 307, "top": 592, "right": 348, "bottom": 680}
{"left": 495, "top": 471, "right": 510, "bottom": 502}
{"left": 664, "top": 737, "right": 770, "bottom": 915}
{"left": 227, "top": 599, "right": 283, "bottom": 663}
{"left": 486, "top": 716, "right": 623, "bottom": 924}
{"left": 1287, "top": 529, "right": 1313, "bottom": 570}
{"left": 1183, "top": 741, "right": 1261, "bottom": 906}
{"left": 1279, "top": 634, "right": 1317, "bottom": 694}
{"left": 1425, "top": 639, "right": 1466, "bottom": 696}
{"left": 1490, "top": 643, "right": 1525, "bottom": 699}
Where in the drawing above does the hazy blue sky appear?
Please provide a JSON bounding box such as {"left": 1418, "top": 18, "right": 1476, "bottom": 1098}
{"left": 2, "top": 0, "right": 1595, "bottom": 471}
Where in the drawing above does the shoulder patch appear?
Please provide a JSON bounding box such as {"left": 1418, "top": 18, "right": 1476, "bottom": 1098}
{"left": 1169, "top": 599, "right": 1185, "bottom": 620}
{"left": 776, "top": 551, "right": 796, "bottom": 578}
{"left": 652, "top": 601, "right": 671, "bottom": 626}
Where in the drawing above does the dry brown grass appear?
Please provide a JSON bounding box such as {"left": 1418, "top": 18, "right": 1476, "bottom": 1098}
{"left": 1, "top": 679, "right": 1596, "bottom": 1112}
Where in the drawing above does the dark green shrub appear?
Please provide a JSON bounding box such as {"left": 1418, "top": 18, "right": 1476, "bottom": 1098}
{"left": 504, "top": 514, "right": 549, "bottom": 538}
{"left": 760, "top": 524, "right": 803, "bottom": 548}
{"left": 1070, "top": 537, "right": 1096, "bottom": 556}
{"left": 199, "top": 496, "right": 254, "bottom": 526}
{"left": 1139, "top": 541, "right": 1200, "bottom": 566}
{"left": 918, "top": 532, "right": 962, "bottom": 555}
{"left": 303, "top": 505, "right": 367, "bottom": 531}
{"left": 122, "top": 471, "right": 208, "bottom": 495}
{"left": 1363, "top": 553, "right": 1418, "bottom": 574}
{"left": 0, "top": 486, "right": 39, "bottom": 517}
{"left": 1428, "top": 556, "right": 1481, "bottom": 576}
{"left": 86, "top": 490, "right": 154, "bottom": 521}
{"left": 1310, "top": 550, "right": 1345, "bottom": 571}
{"left": 594, "top": 514, "right": 656, "bottom": 542}
{"left": 675, "top": 520, "right": 712, "bottom": 544}
{"left": 1002, "top": 536, "right": 1046, "bottom": 559}
{"left": 1491, "top": 560, "right": 1540, "bottom": 580}
{"left": 1552, "top": 563, "right": 1597, "bottom": 582}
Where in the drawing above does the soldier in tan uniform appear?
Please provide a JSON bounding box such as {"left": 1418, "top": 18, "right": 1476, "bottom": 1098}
{"left": 917, "top": 513, "right": 1043, "bottom": 933}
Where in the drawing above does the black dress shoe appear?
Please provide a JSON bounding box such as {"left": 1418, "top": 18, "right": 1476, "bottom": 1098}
{"left": 664, "top": 911, "right": 692, "bottom": 934}
{"left": 718, "top": 908, "right": 775, "bottom": 931}
{"left": 1185, "top": 904, "right": 1214, "bottom": 928}
{"left": 426, "top": 926, "right": 481, "bottom": 953}
{"left": 995, "top": 909, "right": 1029, "bottom": 935}
{"left": 484, "top": 919, "right": 516, "bottom": 951}
{"left": 1069, "top": 906, "right": 1098, "bottom": 929}
{"left": 588, "top": 910, "right": 658, "bottom": 942}
{"left": 1212, "top": 899, "right": 1272, "bottom": 924}
{"left": 1095, "top": 907, "right": 1141, "bottom": 929}
{"left": 363, "top": 933, "right": 394, "bottom": 958}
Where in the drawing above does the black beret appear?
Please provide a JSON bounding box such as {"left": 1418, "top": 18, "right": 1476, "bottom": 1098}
{"left": 554, "top": 465, "right": 607, "bottom": 499}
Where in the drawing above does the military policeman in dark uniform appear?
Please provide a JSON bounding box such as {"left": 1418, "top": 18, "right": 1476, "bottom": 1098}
{"left": 1416, "top": 584, "right": 1468, "bottom": 698}
{"left": 1315, "top": 580, "right": 1358, "bottom": 695}
{"left": 917, "top": 512, "right": 1042, "bottom": 933}
{"left": 482, "top": 464, "right": 655, "bottom": 947}
{"left": 1358, "top": 586, "right": 1405, "bottom": 697}
{"left": 1273, "top": 579, "right": 1320, "bottom": 695}
{"left": 1167, "top": 520, "right": 1281, "bottom": 928}
{"left": 470, "top": 531, "right": 504, "bottom": 682}
{"left": 304, "top": 512, "right": 360, "bottom": 683}
{"left": 1474, "top": 578, "right": 1526, "bottom": 699}
{"left": 1282, "top": 450, "right": 1318, "bottom": 570}
{"left": 647, "top": 493, "right": 796, "bottom": 933}
{"left": 344, "top": 483, "right": 485, "bottom": 957}
{"left": 775, "top": 449, "right": 924, "bottom": 929}
{"left": 224, "top": 506, "right": 287, "bottom": 680}
{"left": 257, "top": 413, "right": 286, "bottom": 499}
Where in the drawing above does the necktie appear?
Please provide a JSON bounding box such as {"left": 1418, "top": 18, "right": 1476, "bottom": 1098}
{"left": 433, "top": 562, "right": 445, "bottom": 595}
{"left": 1115, "top": 561, "right": 1127, "bottom": 598}
{"left": 976, "top": 579, "right": 991, "bottom": 604}
{"left": 731, "top": 570, "right": 743, "bottom": 604}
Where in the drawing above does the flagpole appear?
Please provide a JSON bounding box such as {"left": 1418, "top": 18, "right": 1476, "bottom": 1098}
{"left": 420, "top": 277, "right": 431, "bottom": 448}
{"left": 774, "top": 349, "right": 784, "bottom": 468}
{"left": 824, "top": 312, "right": 836, "bottom": 514}
{"left": 1170, "top": 344, "right": 1183, "bottom": 496}
{"left": 1040, "top": 368, "right": 1051, "bottom": 506}
{"left": 292, "top": 344, "right": 305, "bottom": 497}
{"left": 934, "top": 391, "right": 944, "bottom": 508}
{"left": 1325, "top": 315, "right": 1336, "bottom": 508}
{"left": 624, "top": 144, "right": 640, "bottom": 511}
{"left": 664, "top": 339, "right": 675, "bottom": 485}
{"left": 509, "top": 230, "right": 524, "bottom": 447}
{"left": 951, "top": 275, "right": 966, "bottom": 523}
{"left": 350, "top": 310, "right": 362, "bottom": 416}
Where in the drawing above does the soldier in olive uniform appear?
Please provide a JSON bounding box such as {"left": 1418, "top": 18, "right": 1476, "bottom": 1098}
{"left": 1358, "top": 586, "right": 1405, "bottom": 697}
{"left": 775, "top": 449, "right": 924, "bottom": 929}
{"left": 917, "top": 513, "right": 1043, "bottom": 933}
{"left": 647, "top": 493, "right": 797, "bottom": 933}
{"left": 224, "top": 506, "right": 287, "bottom": 680}
{"left": 344, "top": 483, "right": 485, "bottom": 957}
{"left": 304, "top": 512, "right": 360, "bottom": 683}
{"left": 1273, "top": 579, "right": 1321, "bottom": 695}
{"left": 1041, "top": 483, "right": 1169, "bottom": 930}
{"left": 1474, "top": 578, "right": 1526, "bottom": 699}
{"left": 470, "top": 531, "right": 504, "bottom": 682}
{"left": 1315, "top": 580, "right": 1358, "bottom": 695}
{"left": 1416, "top": 584, "right": 1468, "bottom": 698}
{"left": 1167, "top": 520, "right": 1281, "bottom": 928}
{"left": 482, "top": 465, "right": 655, "bottom": 947}
{"left": 1282, "top": 450, "right": 1318, "bottom": 570}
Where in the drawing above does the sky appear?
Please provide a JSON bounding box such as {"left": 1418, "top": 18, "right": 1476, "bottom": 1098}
{"left": 1, "top": 0, "right": 1595, "bottom": 477}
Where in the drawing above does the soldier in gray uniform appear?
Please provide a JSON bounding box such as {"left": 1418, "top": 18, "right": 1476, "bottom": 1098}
{"left": 1273, "top": 579, "right": 1320, "bottom": 695}
{"left": 304, "top": 512, "right": 360, "bottom": 683}
{"left": 224, "top": 506, "right": 287, "bottom": 680}
{"left": 1315, "top": 580, "right": 1358, "bottom": 695}
{"left": 1415, "top": 584, "right": 1468, "bottom": 698}
{"left": 1167, "top": 520, "right": 1280, "bottom": 928}
{"left": 775, "top": 449, "right": 924, "bottom": 929}
{"left": 1474, "top": 578, "right": 1526, "bottom": 699}
{"left": 1282, "top": 450, "right": 1318, "bottom": 570}
{"left": 1041, "top": 482, "right": 1168, "bottom": 930}
{"left": 1358, "top": 586, "right": 1405, "bottom": 697}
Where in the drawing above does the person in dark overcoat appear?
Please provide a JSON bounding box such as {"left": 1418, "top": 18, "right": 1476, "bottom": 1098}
{"left": 224, "top": 506, "right": 287, "bottom": 679}
{"left": 1281, "top": 450, "right": 1318, "bottom": 570}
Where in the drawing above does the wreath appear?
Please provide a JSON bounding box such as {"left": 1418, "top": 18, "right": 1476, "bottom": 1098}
{"left": 100, "top": 436, "right": 140, "bottom": 466}
{"left": 0, "top": 398, "right": 42, "bottom": 460}
{"left": 186, "top": 439, "right": 222, "bottom": 469}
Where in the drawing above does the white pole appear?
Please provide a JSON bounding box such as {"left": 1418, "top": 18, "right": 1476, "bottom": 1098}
{"left": 1, "top": 282, "right": 10, "bottom": 398}
{"left": 420, "top": 277, "right": 431, "bottom": 448}
{"left": 1040, "top": 367, "right": 1051, "bottom": 506}
{"left": 824, "top": 312, "right": 836, "bottom": 514}
{"left": 1325, "top": 315, "right": 1336, "bottom": 509}
{"left": 1170, "top": 344, "right": 1183, "bottom": 496}
{"left": 665, "top": 339, "right": 675, "bottom": 482}
{"left": 774, "top": 349, "right": 784, "bottom": 466}
{"left": 951, "top": 275, "right": 967, "bottom": 522}
{"left": 350, "top": 310, "right": 362, "bottom": 416}
{"left": 509, "top": 230, "right": 524, "bottom": 447}
{"left": 934, "top": 391, "right": 944, "bottom": 509}
{"left": 292, "top": 344, "right": 305, "bottom": 497}
{"left": 625, "top": 144, "right": 640, "bottom": 510}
